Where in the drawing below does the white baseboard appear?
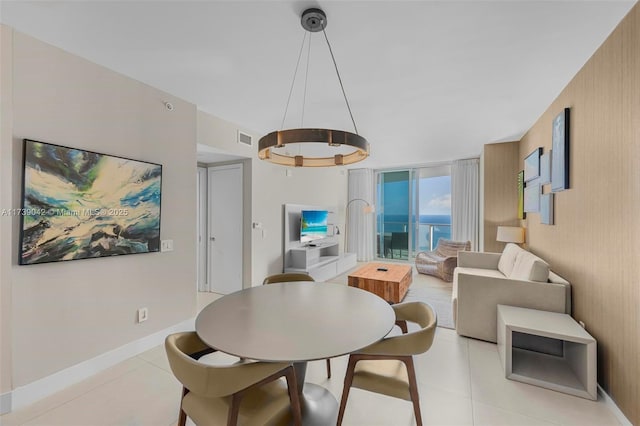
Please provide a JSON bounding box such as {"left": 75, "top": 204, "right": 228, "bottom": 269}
{"left": 9, "top": 317, "right": 195, "bottom": 413}
{"left": 598, "top": 384, "right": 632, "bottom": 426}
{"left": 0, "top": 391, "right": 11, "bottom": 415}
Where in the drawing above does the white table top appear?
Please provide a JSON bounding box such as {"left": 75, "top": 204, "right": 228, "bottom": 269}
{"left": 196, "top": 282, "right": 396, "bottom": 362}
{"left": 497, "top": 304, "right": 595, "bottom": 343}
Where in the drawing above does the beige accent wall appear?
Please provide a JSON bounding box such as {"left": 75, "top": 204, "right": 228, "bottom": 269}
{"left": 197, "top": 112, "right": 349, "bottom": 285}
{"left": 519, "top": 4, "right": 640, "bottom": 423}
{"left": 481, "top": 141, "right": 520, "bottom": 253}
{"left": 1, "top": 28, "right": 198, "bottom": 388}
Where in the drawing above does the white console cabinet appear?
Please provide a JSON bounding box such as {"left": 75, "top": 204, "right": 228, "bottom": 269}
{"left": 285, "top": 242, "right": 356, "bottom": 282}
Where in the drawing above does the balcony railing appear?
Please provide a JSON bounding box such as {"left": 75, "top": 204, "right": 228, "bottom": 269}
{"left": 376, "top": 222, "right": 451, "bottom": 259}
{"left": 419, "top": 223, "right": 452, "bottom": 252}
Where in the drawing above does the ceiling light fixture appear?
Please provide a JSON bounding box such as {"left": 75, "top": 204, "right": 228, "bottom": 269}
{"left": 258, "top": 8, "right": 369, "bottom": 167}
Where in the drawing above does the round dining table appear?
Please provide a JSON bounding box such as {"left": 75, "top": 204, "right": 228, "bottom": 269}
{"left": 195, "top": 281, "right": 396, "bottom": 425}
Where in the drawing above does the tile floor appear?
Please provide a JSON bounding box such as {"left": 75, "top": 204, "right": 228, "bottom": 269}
{"left": 1, "top": 285, "right": 621, "bottom": 426}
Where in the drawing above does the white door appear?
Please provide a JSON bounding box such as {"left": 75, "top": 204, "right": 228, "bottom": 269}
{"left": 196, "top": 167, "right": 208, "bottom": 291}
{"left": 208, "top": 163, "right": 243, "bottom": 294}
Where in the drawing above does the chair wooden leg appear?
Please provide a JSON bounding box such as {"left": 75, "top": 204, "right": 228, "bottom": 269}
{"left": 403, "top": 356, "right": 423, "bottom": 426}
{"left": 395, "top": 319, "right": 408, "bottom": 334}
{"left": 284, "top": 366, "right": 303, "bottom": 426}
{"left": 178, "top": 387, "right": 188, "bottom": 426}
{"left": 227, "top": 393, "right": 242, "bottom": 426}
{"left": 326, "top": 358, "right": 332, "bottom": 379}
{"left": 337, "top": 355, "right": 359, "bottom": 426}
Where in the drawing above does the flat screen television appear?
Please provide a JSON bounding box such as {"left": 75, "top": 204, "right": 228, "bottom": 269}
{"left": 19, "top": 139, "right": 162, "bottom": 265}
{"left": 300, "top": 210, "right": 328, "bottom": 243}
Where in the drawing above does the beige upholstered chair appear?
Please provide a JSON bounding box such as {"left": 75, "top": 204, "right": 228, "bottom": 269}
{"left": 262, "top": 272, "right": 315, "bottom": 284}
{"left": 337, "top": 302, "right": 437, "bottom": 426}
{"left": 262, "top": 272, "right": 332, "bottom": 379}
{"left": 165, "top": 332, "right": 302, "bottom": 426}
{"left": 415, "top": 239, "right": 471, "bottom": 282}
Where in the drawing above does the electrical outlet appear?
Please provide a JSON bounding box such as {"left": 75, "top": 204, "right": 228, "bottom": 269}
{"left": 161, "top": 239, "right": 173, "bottom": 252}
{"left": 137, "top": 307, "right": 149, "bottom": 323}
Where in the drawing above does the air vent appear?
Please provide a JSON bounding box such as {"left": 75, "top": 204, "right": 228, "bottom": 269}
{"left": 237, "top": 131, "right": 253, "bottom": 147}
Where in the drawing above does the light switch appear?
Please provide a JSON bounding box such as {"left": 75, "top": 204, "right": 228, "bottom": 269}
{"left": 161, "top": 239, "right": 174, "bottom": 252}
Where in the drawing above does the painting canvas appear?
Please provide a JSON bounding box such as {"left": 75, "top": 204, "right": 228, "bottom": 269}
{"left": 524, "top": 180, "right": 540, "bottom": 213}
{"left": 19, "top": 139, "right": 162, "bottom": 265}
{"left": 552, "top": 108, "right": 570, "bottom": 192}
{"left": 540, "top": 150, "right": 551, "bottom": 185}
{"left": 517, "top": 170, "right": 526, "bottom": 219}
{"left": 541, "top": 193, "right": 554, "bottom": 225}
{"left": 524, "top": 147, "right": 542, "bottom": 183}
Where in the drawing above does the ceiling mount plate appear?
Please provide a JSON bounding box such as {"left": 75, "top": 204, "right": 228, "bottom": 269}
{"left": 301, "top": 8, "right": 326, "bottom": 32}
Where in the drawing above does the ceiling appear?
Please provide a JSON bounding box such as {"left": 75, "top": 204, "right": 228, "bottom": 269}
{"left": 1, "top": 1, "right": 635, "bottom": 168}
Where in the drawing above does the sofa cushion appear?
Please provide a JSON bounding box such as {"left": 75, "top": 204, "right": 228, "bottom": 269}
{"left": 453, "top": 267, "right": 506, "bottom": 299}
{"left": 455, "top": 267, "right": 506, "bottom": 280}
{"left": 510, "top": 251, "right": 549, "bottom": 282}
{"left": 497, "top": 243, "right": 522, "bottom": 277}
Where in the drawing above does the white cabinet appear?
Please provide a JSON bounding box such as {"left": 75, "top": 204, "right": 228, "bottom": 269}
{"left": 290, "top": 242, "right": 339, "bottom": 269}
{"left": 285, "top": 243, "right": 356, "bottom": 281}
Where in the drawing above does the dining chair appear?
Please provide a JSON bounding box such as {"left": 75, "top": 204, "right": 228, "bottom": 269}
{"left": 336, "top": 302, "right": 437, "bottom": 426}
{"left": 165, "top": 332, "right": 302, "bottom": 426}
{"left": 262, "top": 272, "right": 333, "bottom": 379}
{"left": 262, "top": 272, "right": 316, "bottom": 284}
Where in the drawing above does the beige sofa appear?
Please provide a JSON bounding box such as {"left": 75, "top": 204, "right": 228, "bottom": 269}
{"left": 452, "top": 243, "right": 571, "bottom": 342}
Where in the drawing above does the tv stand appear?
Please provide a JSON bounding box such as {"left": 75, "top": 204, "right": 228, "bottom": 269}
{"left": 285, "top": 242, "right": 356, "bottom": 282}
{"left": 283, "top": 204, "right": 357, "bottom": 281}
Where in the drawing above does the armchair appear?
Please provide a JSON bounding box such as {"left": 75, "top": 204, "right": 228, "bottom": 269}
{"left": 415, "top": 239, "right": 471, "bottom": 282}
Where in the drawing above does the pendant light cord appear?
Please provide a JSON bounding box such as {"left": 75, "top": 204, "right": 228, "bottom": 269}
{"left": 322, "top": 28, "right": 359, "bottom": 135}
{"left": 301, "top": 34, "right": 312, "bottom": 128}
{"left": 281, "top": 32, "right": 308, "bottom": 130}
{"left": 281, "top": 23, "right": 360, "bottom": 135}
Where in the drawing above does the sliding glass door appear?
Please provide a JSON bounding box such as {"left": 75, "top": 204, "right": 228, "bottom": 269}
{"left": 376, "top": 166, "right": 451, "bottom": 260}
{"left": 376, "top": 171, "right": 410, "bottom": 260}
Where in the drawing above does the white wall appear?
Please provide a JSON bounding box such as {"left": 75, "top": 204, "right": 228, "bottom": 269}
{"left": 0, "top": 24, "right": 350, "bottom": 404}
{"left": 0, "top": 27, "right": 198, "bottom": 389}
{"left": 0, "top": 25, "right": 14, "bottom": 398}
{"left": 197, "top": 111, "right": 349, "bottom": 285}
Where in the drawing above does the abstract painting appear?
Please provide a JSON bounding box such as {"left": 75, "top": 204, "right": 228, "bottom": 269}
{"left": 541, "top": 193, "right": 554, "bottom": 225}
{"left": 540, "top": 150, "right": 551, "bottom": 185}
{"left": 524, "top": 147, "right": 542, "bottom": 183}
{"left": 518, "top": 170, "right": 526, "bottom": 220}
{"left": 524, "top": 180, "right": 540, "bottom": 213}
{"left": 19, "top": 139, "right": 162, "bottom": 265}
{"left": 552, "top": 108, "right": 570, "bottom": 192}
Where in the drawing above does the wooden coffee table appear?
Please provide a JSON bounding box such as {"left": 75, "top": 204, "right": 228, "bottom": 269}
{"left": 348, "top": 263, "right": 413, "bottom": 303}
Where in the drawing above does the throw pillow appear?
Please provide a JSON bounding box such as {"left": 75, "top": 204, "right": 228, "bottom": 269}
{"left": 510, "top": 251, "right": 550, "bottom": 282}
{"left": 498, "top": 243, "right": 521, "bottom": 277}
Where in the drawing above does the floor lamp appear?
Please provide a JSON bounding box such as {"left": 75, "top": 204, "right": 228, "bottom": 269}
{"left": 344, "top": 198, "right": 375, "bottom": 253}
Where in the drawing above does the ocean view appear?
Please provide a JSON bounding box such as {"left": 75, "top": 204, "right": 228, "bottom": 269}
{"left": 377, "top": 214, "right": 452, "bottom": 251}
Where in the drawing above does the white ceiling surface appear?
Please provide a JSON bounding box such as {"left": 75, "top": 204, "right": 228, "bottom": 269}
{"left": 1, "top": 1, "right": 635, "bottom": 168}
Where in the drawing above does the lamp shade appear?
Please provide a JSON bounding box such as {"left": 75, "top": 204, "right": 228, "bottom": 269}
{"left": 496, "top": 226, "right": 525, "bottom": 243}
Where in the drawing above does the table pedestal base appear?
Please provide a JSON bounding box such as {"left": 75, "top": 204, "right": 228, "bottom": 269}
{"left": 277, "top": 362, "right": 338, "bottom": 425}
{"left": 298, "top": 383, "right": 338, "bottom": 425}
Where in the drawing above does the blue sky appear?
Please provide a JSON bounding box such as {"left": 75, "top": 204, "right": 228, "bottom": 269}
{"left": 381, "top": 175, "right": 451, "bottom": 216}
{"left": 420, "top": 176, "right": 451, "bottom": 216}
